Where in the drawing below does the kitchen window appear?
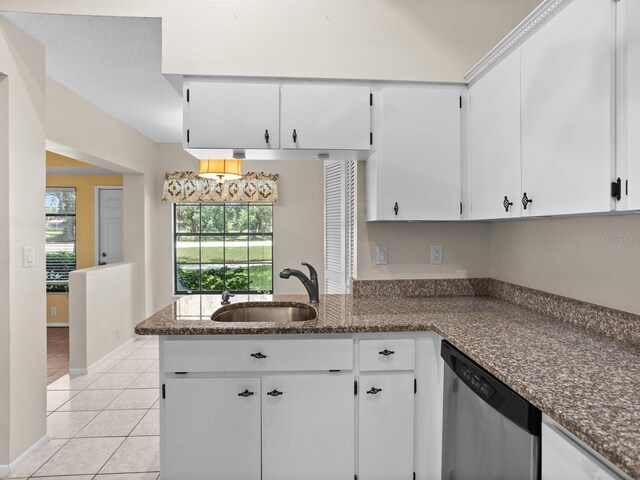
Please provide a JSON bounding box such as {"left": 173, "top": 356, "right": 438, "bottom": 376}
{"left": 174, "top": 203, "right": 273, "bottom": 294}
{"left": 45, "top": 188, "right": 77, "bottom": 293}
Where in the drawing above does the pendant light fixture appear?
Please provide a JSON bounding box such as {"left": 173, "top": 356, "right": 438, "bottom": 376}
{"left": 197, "top": 158, "right": 243, "bottom": 183}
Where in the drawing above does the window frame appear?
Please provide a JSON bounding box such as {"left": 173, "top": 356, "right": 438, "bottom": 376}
{"left": 173, "top": 202, "right": 274, "bottom": 295}
{"left": 45, "top": 187, "right": 77, "bottom": 293}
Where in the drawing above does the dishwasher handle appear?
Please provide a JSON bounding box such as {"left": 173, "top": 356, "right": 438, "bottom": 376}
{"left": 441, "top": 340, "right": 541, "bottom": 436}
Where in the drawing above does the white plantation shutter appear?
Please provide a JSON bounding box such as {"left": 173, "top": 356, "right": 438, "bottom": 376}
{"left": 324, "top": 160, "right": 357, "bottom": 294}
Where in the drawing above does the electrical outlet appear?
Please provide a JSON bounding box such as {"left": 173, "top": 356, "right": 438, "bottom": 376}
{"left": 376, "top": 246, "right": 388, "bottom": 265}
{"left": 430, "top": 245, "right": 443, "bottom": 265}
{"left": 50, "top": 307, "right": 57, "bottom": 317}
{"left": 116, "top": 328, "right": 121, "bottom": 339}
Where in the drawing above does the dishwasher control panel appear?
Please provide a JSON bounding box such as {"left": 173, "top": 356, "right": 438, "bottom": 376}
{"left": 461, "top": 363, "right": 496, "bottom": 400}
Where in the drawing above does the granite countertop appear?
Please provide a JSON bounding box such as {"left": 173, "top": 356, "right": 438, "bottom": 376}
{"left": 136, "top": 293, "right": 640, "bottom": 478}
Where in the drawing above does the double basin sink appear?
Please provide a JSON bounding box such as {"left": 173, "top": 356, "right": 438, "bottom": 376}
{"left": 211, "top": 302, "right": 317, "bottom": 323}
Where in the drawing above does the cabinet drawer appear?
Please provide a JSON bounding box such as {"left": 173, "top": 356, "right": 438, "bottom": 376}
{"left": 359, "top": 339, "right": 415, "bottom": 371}
{"left": 164, "top": 339, "right": 353, "bottom": 373}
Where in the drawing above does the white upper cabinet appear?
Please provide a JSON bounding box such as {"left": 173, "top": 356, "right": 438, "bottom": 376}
{"left": 184, "top": 81, "right": 280, "bottom": 149}
{"left": 469, "top": 50, "right": 522, "bottom": 220}
{"left": 280, "top": 84, "right": 371, "bottom": 150}
{"left": 616, "top": 0, "right": 640, "bottom": 211}
{"left": 366, "top": 85, "right": 462, "bottom": 221}
{"left": 520, "top": 0, "right": 615, "bottom": 217}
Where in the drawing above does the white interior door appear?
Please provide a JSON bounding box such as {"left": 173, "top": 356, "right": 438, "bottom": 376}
{"left": 97, "top": 188, "right": 123, "bottom": 265}
{"left": 520, "top": 0, "right": 615, "bottom": 217}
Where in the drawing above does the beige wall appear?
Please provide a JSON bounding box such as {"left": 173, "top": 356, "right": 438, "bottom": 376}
{"left": 490, "top": 215, "right": 640, "bottom": 315}
{"left": 0, "top": 17, "right": 46, "bottom": 467}
{"left": 357, "top": 162, "right": 491, "bottom": 280}
{"left": 45, "top": 79, "right": 160, "bottom": 319}
{"left": 0, "top": 0, "right": 539, "bottom": 82}
{"left": 154, "top": 144, "right": 325, "bottom": 308}
{"left": 69, "top": 263, "right": 138, "bottom": 371}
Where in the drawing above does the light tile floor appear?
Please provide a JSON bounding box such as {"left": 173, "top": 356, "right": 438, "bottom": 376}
{"left": 9, "top": 335, "right": 161, "bottom": 479}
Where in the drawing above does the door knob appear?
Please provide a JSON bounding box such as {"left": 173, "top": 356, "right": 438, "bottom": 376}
{"left": 292, "top": 129, "right": 297, "bottom": 143}
{"left": 267, "top": 389, "right": 283, "bottom": 397}
{"left": 101, "top": 252, "right": 107, "bottom": 257}
{"left": 379, "top": 349, "right": 395, "bottom": 356}
{"left": 250, "top": 352, "right": 267, "bottom": 359}
{"left": 393, "top": 202, "right": 399, "bottom": 215}
{"left": 366, "top": 387, "right": 382, "bottom": 395}
{"left": 238, "top": 389, "right": 254, "bottom": 397}
{"left": 522, "top": 193, "right": 533, "bottom": 210}
{"left": 264, "top": 129, "right": 270, "bottom": 144}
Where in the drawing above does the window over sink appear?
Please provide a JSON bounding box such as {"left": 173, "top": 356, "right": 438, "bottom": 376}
{"left": 173, "top": 203, "right": 273, "bottom": 295}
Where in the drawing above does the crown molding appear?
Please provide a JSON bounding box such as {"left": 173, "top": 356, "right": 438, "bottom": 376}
{"left": 465, "top": 0, "right": 576, "bottom": 85}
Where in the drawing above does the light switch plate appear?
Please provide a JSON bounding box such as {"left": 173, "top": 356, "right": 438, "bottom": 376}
{"left": 430, "top": 245, "right": 443, "bottom": 265}
{"left": 22, "top": 247, "right": 34, "bottom": 268}
{"left": 376, "top": 246, "right": 388, "bottom": 265}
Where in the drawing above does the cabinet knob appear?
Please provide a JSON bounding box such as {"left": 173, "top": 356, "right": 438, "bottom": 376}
{"left": 267, "top": 389, "right": 283, "bottom": 397}
{"left": 366, "top": 387, "right": 382, "bottom": 395}
{"left": 379, "top": 349, "right": 395, "bottom": 356}
{"left": 503, "top": 196, "right": 513, "bottom": 212}
{"left": 238, "top": 389, "right": 254, "bottom": 397}
{"left": 264, "top": 129, "right": 270, "bottom": 144}
{"left": 292, "top": 129, "right": 297, "bottom": 143}
{"left": 393, "top": 202, "right": 399, "bottom": 215}
{"left": 522, "top": 193, "right": 533, "bottom": 210}
{"left": 250, "top": 352, "right": 267, "bottom": 359}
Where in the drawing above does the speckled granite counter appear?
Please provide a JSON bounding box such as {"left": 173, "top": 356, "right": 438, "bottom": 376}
{"left": 136, "top": 291, "right": 640, "bottom": 478}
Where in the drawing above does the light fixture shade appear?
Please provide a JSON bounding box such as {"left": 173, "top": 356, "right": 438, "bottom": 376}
{"left": 198, "top": 159, "right": 243, "bottom": 182}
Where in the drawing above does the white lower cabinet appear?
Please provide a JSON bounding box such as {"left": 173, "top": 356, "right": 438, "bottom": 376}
{"left": 160, "top": 335, "right": 441, "bottom": 480}
{"left": 164, "top": 377, "right": 261, "bottom": 480}
{"left": 542, "top": 417, "right": 629, "bottom": 480}
{"left": 262, "top": 374, "right": 354, "bottom": 480}
{"left": 358, "top": 373, "right": 415, "bottom": 479}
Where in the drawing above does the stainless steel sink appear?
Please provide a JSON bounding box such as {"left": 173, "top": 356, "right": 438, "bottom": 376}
{"left": 211, "top": 302, "right": 317, "bottom": 323}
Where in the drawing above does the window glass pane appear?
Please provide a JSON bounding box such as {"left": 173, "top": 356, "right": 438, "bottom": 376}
{"left": 225, "top": 204, "right": 249, "bottom": 233}
{"left": 201, "top": 265, "right": 225, "bottom": 291}
{"left": 201, "top": 235, "right": 224, "bottom": 264}
{"left": 201, "top": 205, "right": 224, "bottom": 233}
{"left": 175, "top": 235, "right": 200, "bottom": 263}
{"left": 225, "top": 265, "right": 248, "bottom": 291}
{"left": 176, "top": 204, "right": 200, "bottom": 233}
{"left": 249, "top": 235, "right": 272, "bottom": 263}
{"left": 176, "top": 264, "right": 200, "bottom": 292}
{"left": 46, "top": 216, "right": 76, "bottom": 243}
{"left": 249, "top": 264, "right": 272, "bottom": 292}
{"left": 225, "top": 235, "right": 249, "bottom": 264}
{"left": 249, "top": 205, "right": 273, "bottom": 233}
{"left": 46, "top": 189, "right": 76, "bottom": 215}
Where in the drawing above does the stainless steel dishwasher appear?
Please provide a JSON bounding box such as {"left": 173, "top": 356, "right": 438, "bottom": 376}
{"left": 441, "top": 340, "right": 541, "bottom": 480}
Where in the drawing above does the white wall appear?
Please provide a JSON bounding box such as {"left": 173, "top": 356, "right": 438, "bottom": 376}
{"left": 45, "top": 79, "right": 161, "bottom": 318}
{"left": 154, "top": 144, "right": 325, "bottom": 308}
{"left": 357, "top": 162, "right": 491, "bottom": 280}
{"left": 69, "top": 263, "right": 138, "bottom": 371}
{"left": 490, "top": 215, "right": 640, "bottom": 315}
{"left": 0, "top": 17, "right": 46, "bottom": 467}
{"left": 0, "top": 0, "right": 540, "bottom": 82}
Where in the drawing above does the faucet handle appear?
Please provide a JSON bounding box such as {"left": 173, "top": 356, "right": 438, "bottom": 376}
{"left": 301, "top": 262, "right": 318, "bottom": 280}
{"left": 221, "top": 290, "right": 234, "bottom": 305}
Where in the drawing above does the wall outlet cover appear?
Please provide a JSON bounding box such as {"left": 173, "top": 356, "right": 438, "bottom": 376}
{"left": 51, "top": 307, "right": 57, "bottom": 317}
{"left": 430, "top": 245, "right": 443, "bottom": 265}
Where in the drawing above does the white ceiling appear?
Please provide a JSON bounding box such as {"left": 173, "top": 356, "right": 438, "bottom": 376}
{"left": 0, "top": 13, "right": 183, "bottom": 143}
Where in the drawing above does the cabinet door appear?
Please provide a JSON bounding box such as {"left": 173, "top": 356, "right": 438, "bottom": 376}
{"left": 280, "top": 84, "right": 370, "bottom": 150}
{"left": 469, "top": 50, "right": 522, "bottom": 220}
{"left": 359, "top": 373, "right": 414, "bottom": 480}
{"left": 378, "top": 86, "right": 462, "bottom": 220}
{"left": 262, "top": 374, "right": 354, "bottom": 480}
{"left": 542, "top": 422, "right": 624, "bottom": 480}
{"left": 163, "top": 377, "right": 261, "bottom": 480}
{"left": 185, "top": 81, "right": 280, "bottom": 149}
{"left": 616, "top": 0, "right": 640, "bottom": 211}
{"left": 521, "top": 0, "right": 615, "bottom": 217}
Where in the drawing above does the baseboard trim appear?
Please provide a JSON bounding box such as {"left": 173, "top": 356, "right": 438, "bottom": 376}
{"left": 68, "top": 368, "right": 88, "bottom": 375}
{"left": 46, "top": 323, "right": 69, "bottom": 328}
{"left": 0, "top": 434, "right": 49, "bottom": 476}
{"left": 69, "top": 335, "right": 139, "bottom": 376}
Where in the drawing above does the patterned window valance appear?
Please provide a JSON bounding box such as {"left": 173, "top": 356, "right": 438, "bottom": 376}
{"left": 162, "top": 171, "right": 279, "bottom": 203}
